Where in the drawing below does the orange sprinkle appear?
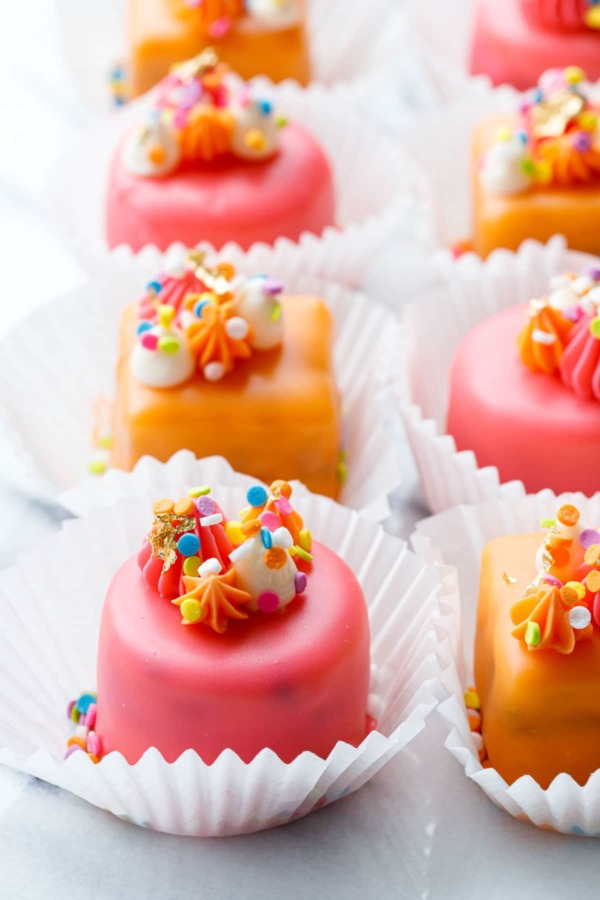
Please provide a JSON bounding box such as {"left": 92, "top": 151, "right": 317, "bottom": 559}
{"left": 148, "top": 144, "right": 166, "bottom": 165}
{"left": 216, "top": 262, "right": 235, "bottom": 280}
{"left": 88, "top": 754, "right": 101, "bottom": 764}
{"left": 560, "top": 585, "right": 579, "bottom": 607}
{"left": 67, "top": 737, "right": 87, "bottom": 750}
{"left": 586, "top": 570, "right": 600, "bottom": 593}
{"left": 153, "top": 498, "right": 175, "bottom": 515}
{"left": 270, "top": 480, "right": 292, "bottom": 499}
{"left": 174, "top": 497, "right": 195, "bottom": 517}
{"left": 468, "top": 710, "right": 481, "bottom": 732}
{"left": 557, "top": 504, "right": 580, "bottom": 528}
{"left": 264, "top": 547, "right": 288, "bottom": 570}
{"left": 241, "top": 519, "right": 261, "bottom": 537}
{"left": 549, "top": 546, "right": 570, "bottom": 569}
{"left": 584, "top": 544, "right": 600, "bottom": 566}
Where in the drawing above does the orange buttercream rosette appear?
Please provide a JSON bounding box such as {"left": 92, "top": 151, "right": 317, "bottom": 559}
{"left": 511, "top": 583, "right": 593, "bottom": 654}
{"left": 517, "top": 301, "right": 575, "bottom": 374}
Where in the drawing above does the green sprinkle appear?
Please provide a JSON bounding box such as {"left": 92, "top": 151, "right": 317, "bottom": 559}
{"left": 271, "top": 300, "right": 282, "bottom": 323}
{"left": 158, "top": 335, "right": 180, "bottom": 354}
{"left": 336, "top": 461, "right": 348, "bottom": 486}
{"left": 183, "top": 556, "right": 201, "bottom": 577}
{"left": 540, "top": 518, "right": 556, "bottom": 529}
{"left": 88, "top": 458, "right": 107, "bottom": 476}
{"left": 98, "top": 434, "right": 113, "bottom": 450}
{"left": 276, "top": 115, "right": 287, "bottom": 128}
{"left": 70, "top": 705, "right": 80, "bottom": 724}
{"left": 521, "top": 157, "right": 535, "bottom": 176}
{"left": 590, "top": 317, "right": 600, "bottom": 340}
{"left": 525, "top": 621, "right": 541, "bottom": 647}
{"left": 294, "top": 546, "right": 313, "bottom": 563}
{"left": 189, "top": 485, "right": 211, "bottom": 498}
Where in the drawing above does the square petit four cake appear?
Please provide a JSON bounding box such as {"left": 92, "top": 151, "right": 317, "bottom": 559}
{"left": 475, "top": 503, "right": 600, "bottom": 787}
{"left": 474, "top": 67, "right": 600, "bottom": 257}
{"left": 110, "top": 250, "right": 343, "bottom": 498}
{"left": 127, "top": 0, "right": 310, "bottom": 98}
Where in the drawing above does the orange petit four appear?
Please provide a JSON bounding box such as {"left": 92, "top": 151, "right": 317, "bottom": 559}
{"left": 473, "top": 67, "right": 600, "bottom": 257}
{"left": 110, "top": 250, "right": 342, "bottom": 497}
{"left": 475, "top": 504, "right": 600, "bottom": 787}
{"left": 127, "top": 0, "right": 310, "bottom": 98}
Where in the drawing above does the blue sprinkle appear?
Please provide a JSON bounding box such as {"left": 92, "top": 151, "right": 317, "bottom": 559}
{"left": 114, "top": 97, "right": 126, "bottom": 106}
{"left": 532, "top": 88, "right": 543, "bottom": 103}
{"left": 257, "top": 99, "right": 272, "bottom": 116}
{"left": 177, "top": 533, "right": 201, "bottom": 557}
{"left": 146, "top": 280, "right": 162, "bottom": 294}
{"left": 516, "top": 130, "right": 527, "bottom": 145}
{"left": 261, "top": 527, "right": 273, "bottom": 549}
{"left": 136, "top": 320, "right": 154, "bottom": 336}
{"left": 76, "top": 693, "right": 97, "bottom": 715}
{"left": 247, "top": 485, "right": 268, "bottom": 507}
{"left": 194, "top": 299, "right": 209, "bottom": 318}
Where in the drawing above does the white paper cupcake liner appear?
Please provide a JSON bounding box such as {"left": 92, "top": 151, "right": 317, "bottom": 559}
{"left": 0, "top": 246, "right": 401, "bottom": 520}
{"left": 0, "top": 458, "right": 451, "bottom": 836}
{"left": 395, "top": 236, "right": 600, "bottom": 514}
{"left": 49, "top": 73, "right": 432, "bottom": 286}
{"left": 55, "top": 0, "right": 409, "bottom": 115}
{"left": 412, "top": 491, "right": 600, "bottom": 836}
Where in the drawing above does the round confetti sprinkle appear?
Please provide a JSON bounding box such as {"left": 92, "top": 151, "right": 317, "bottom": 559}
{"left": 549, "top": 546, "right": 570, "bottom": 569}
{"left": 580, "top": 529, "right": 600, "bottom": 549}
{"left": 542, "top": 574, "right": 563, "bottom": 588}
{"left": 275, "top": 496, "right": 293, "bottom": 516}
{"left": 247, "top": 485, "right": 268, "bottom": 507}
{"left": 67, "top": 736, "right": 87, "bottom": 750}
{"left": 177, "top": 533, "right": 201, "bottom": 556}
{"left": 195, "top": 496, "right": 216, "bottom": 516}
{"left": 569, "top": 606, "right": 591, "bottom": 630}
{"left": 174, "top": 497, "right": 195, "bottom": 517}
{"left": 294, "top": 572, "right": 307, "bottom": 594}
{"left": 590, "top": 317, "right": 600, "bottom": 340}
{"left": 463, "top": 689, "right": 480, "bottom": 710}
{"left": 264, "top": 547, "right": 287, "bottom": 569}
{"left": 181, "top": 598, "right": 203, "bottom": 623}
{"left": 158, "top": 335, "right": 180, "bottom": 354}
{"left": 76, "top": 694, "right": 97, "bottom": 715}
{"left": 258, "top": 591, "right": 280, "bottom": 613}
{"left": 557, "top": 504, "right": 580, "bottom": 528}
{"left": 146, "top": 280, "right": 162, "bottom": 294}
{"left": 225, "top": 520, "right": 244, "bottom": 545}
{"left": 194, "top": 300, "right": 210, "bottom": 318}
{"left": 587, "top": 570, "right": 600, "bottom": 593}
{"left": 136, "top": 320, "right": 154, "bottom": 336}
{"left": 204, "top": 361, "right": 226, "bottom": 381}
{"left": 183, "top": 556, "right": 201, "bottom": 576}
{"left": 141, "top": 332, "right": 159, "bottom": 351}
{"left": 525, "top": 621, "right": 541, "bottom": 647}
{"left": 70, "top": 704, "right": 80, "bottom": 724}
{"left": 259, "top": 511, "right": 280, "bottom": 531}
{"left": 560, "top": 585, "right": 580, "bottom": 607}
{"left": 565, "top": 581, "right": 587, "bottom": 601}
{"left": 261, "top": 526, "right": 273, "bottom": 549}
{"left": 225, "top": 316, "right": 249, "bottom": 340}
{"left": 584, "top": 544, "right": 600, "bottom": 566}
{"left": 153, "top": 498, "right": 174, "bottom": 515}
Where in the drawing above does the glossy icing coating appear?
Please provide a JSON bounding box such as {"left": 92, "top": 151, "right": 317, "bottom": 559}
{"left": 112, "top": 295, "right": 342, "bottom": 498}
{"left": 96, "top": 542, "right": 371, "bottom": 764}
{"left": 105, "top": 120, "right": 335, "bottom": 251}
{"left": 470, "top": 0, "right": 600, "bottom": 90}
{"left": 127, "top": 0, "right": 310, "bottom": 97}
{"left": 473, "top": 116, "right": 600, "bottom": 258}
{"left": 475, "top": 532, "right": 600, "bottom": 787}
{"left": 446, "top": 304, "right": 600, "bottom": 495}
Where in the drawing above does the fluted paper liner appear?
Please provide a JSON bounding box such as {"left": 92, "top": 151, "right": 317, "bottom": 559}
{"left": 49, "top": 76, "right": 431, "bottom": 286}
{"left": 395, "top": 237, "right": 600, "bottom": 514}
{"left": 0, "top": 251, "right": 400, "bottom": 520}
{"left": 412, "top": 492, "right": 600, "bottom": 836}
{"left": 0, "top": 459, "right": 450, "bottom": 836}
{"left": 56, "top": 0, "right": 408, "bottom": 113}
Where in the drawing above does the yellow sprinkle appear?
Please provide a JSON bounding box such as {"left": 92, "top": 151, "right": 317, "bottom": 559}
{"left": 183, "top": 556, "right": 201, "bottom": 577}
{"left": 225, "top": 520, "right": 244, "bottom": 546}
{"left": 298, "top": 529, "right": 312, "bottom": 552}
{"left": 564, "top": 66, "right": 585, "bottom": 84}
{"left": 294, "top": 546, "right": 313, "bottom": 563}
{"left": 181, "top": 598, "right": 202, "bottom": 624}
{"left": 158, "top": 304, "right": 176, "bottom": 329}
{"left": 585, "top": 8, "right": 600, "bottom": 28}
{"left": 565, "top": 581, "right": 587, "bottom": 602}
{"left": 464, "top": 689, "right": 480, "bottom": 710}
{"left": 534, "top": 160, "right": 552, "bottom": 184}
{"left": 88, "top": 458, "right": 107, "bottom": 476}
{"left": 578, "top": 111, "right": 598, "bottom": 132}
{"left": 244, "top": 128, "right": 267, "bottom": 152}
{"left": 98, "top": 434, "right": 112, "bottom": 450}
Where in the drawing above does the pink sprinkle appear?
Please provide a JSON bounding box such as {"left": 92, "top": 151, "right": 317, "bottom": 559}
{"left": 208, "top": 16, "right": 231, "bottom": 38}
{"left": 259, "top": 512, "right": 280, "bottom": 532}
{"left": 258, "top": 591, "right": 280, "bottom": 613}
{"left": 86, "top": 703, "right": 97, "bottom": 730}
{"left": 580, "top": 529, "right": 600, "bottom": 549}
{"left": 543, "top": 575, "right": 563, "bottom": 588}
{"left": 64, "top": 745, "right": 85, "bottom": 760}
{"left": 594, "top": 595, "right": 600, "bottom": 628}
{"left": 67, "top": 700, "right": 76, "bottom": 719}
{"left": 262, "top": 278, "right": 284, "bottom": 297}
{"left": 213, "top": 85, "right": 229, "bottom": 108}
{"left": 141, "top": 333, "right": 159, "bottom": 351}
{"left": 276, "top": 496, "right": 293, "bottom": 516}
{"left": 87, "top": 732, "right": 102, "bottom": 757}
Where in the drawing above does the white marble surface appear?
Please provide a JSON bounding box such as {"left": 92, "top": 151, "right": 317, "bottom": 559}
{"left": 0, "top": 1, "right": 599, "bottom": 897}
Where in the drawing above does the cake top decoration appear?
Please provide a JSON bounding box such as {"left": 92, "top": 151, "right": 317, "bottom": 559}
{"left": 136, "top": 480, "right": 311, "bottom": 633}
{"left": 123, "top": 49, "right": 287, "bottom": 177}
{"left": 131, "top": 249, "right": 285, "bottom": 388}
{"left": 522, "top": 0, "right": 600, "bottom": 31}
{"left": 174, "top": 0, "right": 302, "bottom": 35}
{"left": 517, "top": 266, "right": 600, "bottom": 401}
{"left": 509, "top": 503, "right": 600, "bottom": 654}
{"left": 479, "top": 67, "right": 600, "bottom": 195}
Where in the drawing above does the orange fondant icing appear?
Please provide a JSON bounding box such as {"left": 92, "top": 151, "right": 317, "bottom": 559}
{"left": 475, "top": 533, "right": 600, "bottom": 787}
{"left": 473, "top": 116, "right": 600, "bottom": 258}
{"left": 111, "top": 295, "right": 341, "bottom": 498}
{"left": 127, "top": 0, "right": 310, "bottom": 97}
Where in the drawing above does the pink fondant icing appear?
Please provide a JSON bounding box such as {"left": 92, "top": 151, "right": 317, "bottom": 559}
{"left": 470, "top": 0, "right": 600, "bottom": 90}
{"left": 96, "top": 542, "right": 371, "bottom": 764}
{"left": 446, "top": 305, "right": 600, "bottom": 495}
{"left": 561, "top": 313, "right": 600, "bottom": 401}
{"left": 105, "top": 121, "right": 336, "bottom": 251}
